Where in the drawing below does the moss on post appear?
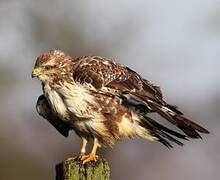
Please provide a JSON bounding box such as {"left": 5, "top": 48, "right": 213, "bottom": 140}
{"left": 56, "top": 158, "right": 110, "bottom": 180}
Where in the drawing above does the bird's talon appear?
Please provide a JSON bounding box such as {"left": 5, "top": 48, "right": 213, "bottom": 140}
{"left": 81, "top": 154, "right": 98, "bottom": 164}
{"left": 80, "top": 154, "right": 89, "bottom": 161}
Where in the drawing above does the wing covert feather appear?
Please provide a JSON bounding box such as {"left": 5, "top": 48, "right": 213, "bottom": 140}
{"left": 72, "top": 56, "right": 164, "bottom": 103}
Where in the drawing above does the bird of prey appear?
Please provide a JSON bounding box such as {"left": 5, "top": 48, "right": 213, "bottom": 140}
{"left": 32, "top": 49, "right": 209, "bottom": 164}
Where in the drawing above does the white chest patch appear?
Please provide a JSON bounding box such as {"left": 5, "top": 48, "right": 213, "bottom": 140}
{"left": 44, "top": 82, "right": 98, "bottom": 121}
{"left": 44, "top": 84, "right": 68, "bottom": 119}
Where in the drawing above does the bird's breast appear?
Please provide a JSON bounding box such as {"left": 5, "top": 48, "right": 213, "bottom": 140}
{"left": 43, "top": 83, "right": 69, "bottom": 120}
{"left": 43, "top": 82, "right": 98, "bottom": 122}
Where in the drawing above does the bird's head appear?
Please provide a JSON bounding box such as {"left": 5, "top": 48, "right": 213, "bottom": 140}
{"left": 32, "top": 49, "right": 73, "bottom": 82}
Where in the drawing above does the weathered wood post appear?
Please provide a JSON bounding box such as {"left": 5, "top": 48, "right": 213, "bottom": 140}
{"left": 56, "top": 159, "right": 110, "bottom": 180}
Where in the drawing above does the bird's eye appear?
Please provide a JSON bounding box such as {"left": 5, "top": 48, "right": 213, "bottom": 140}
{"left": 44, "top": 65, "right": 53, "bottom": 70}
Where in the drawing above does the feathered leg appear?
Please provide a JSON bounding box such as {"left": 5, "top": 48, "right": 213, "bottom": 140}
{"left": 81, "top": 138, "right": 101, "bottom": 164}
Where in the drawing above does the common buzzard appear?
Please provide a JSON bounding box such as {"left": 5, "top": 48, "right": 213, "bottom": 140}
{"left": 32, "top": 50, "right": 209, "bottom": 164}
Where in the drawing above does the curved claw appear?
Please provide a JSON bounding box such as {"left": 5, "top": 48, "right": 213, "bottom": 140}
{"left": 80, "top": 154, "right": 99, "bottom": 164}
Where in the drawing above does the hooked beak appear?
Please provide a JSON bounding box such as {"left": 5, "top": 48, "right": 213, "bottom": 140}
{"left": 31, "top": 67, "right": 42, "bottom": 78}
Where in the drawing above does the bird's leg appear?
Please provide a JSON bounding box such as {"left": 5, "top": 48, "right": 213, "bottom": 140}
{"left": 79, "top": 137, "right": 88, "bottom": 156}
{"left": 81, "top": 138, "right": 101, "bottom": 164}
{"left": 66, "top": 137, "right": 88, "bottom": 161}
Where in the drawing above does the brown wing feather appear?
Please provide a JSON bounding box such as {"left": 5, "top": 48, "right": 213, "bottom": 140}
{"left": 72, "top": 56, "right": 128, "bottom": 89}
{"left": 72, "top": 56, "right": 165, "bottom": 104}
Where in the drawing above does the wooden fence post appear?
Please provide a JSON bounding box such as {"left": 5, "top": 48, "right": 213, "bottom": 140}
{"left": 56, "top": 159, "right": 110, "bottom": 180}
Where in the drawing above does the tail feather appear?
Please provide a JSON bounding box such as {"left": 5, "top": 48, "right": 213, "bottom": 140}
{"left": 157, "top": 130, "right": 184, "bottom": 146}
{"left": 156, "top": 135, "right": 173, "bottom": 148}
{"left": 146, "top": 100, "right": 209, "bottom": 139}
{"left": 139, "top": 116, "right": 185, "bottom": 147}
{"left": 122, "top": 95, "right": 209, "bottom": 147}
{"left": 144, "top": 115, "right": 187, "bottom": 140}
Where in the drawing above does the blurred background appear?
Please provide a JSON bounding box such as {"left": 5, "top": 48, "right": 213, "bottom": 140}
{"left": 0, "top": 0, "right": 219, "bottom": 179}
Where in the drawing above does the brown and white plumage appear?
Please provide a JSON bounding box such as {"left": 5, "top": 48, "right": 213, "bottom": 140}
{"left": 32, "top": 49, "right": 209, "bottom": 162}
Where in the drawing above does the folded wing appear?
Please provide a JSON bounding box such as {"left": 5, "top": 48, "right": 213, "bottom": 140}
{"left": 72, "top": 56, "right": 209, "bottom": 146}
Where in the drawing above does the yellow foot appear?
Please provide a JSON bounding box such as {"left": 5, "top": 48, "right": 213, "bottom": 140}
{"left": 80, "top": 154, "right": 98, "bottom": 164}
